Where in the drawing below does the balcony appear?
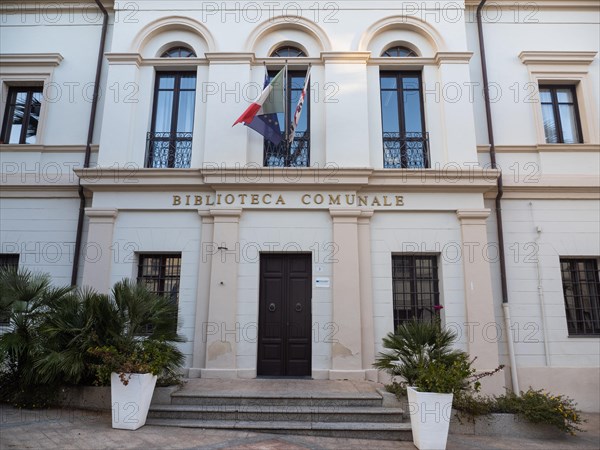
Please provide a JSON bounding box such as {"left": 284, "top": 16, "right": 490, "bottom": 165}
{"left": 383, "top": 132, "right": 430, "bottom": 169}
{"left": 264, "top": 131, "right": 310, "bottom": 167}
{"left": 145, "top": 132, "right": 192, "bottom": 168}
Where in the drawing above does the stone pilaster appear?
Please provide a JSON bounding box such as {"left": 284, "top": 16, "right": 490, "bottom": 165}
{"left": 81, "top": 208, "right": 117, "bottom": 293}
{"left": 201, "top": 209, "right": 242, "bottom": 378}
{"left": 330, "top": 209, "right": 364, "bottom": 379}
{"left": 457, "top": 209, "right": 504, "bottom": 394}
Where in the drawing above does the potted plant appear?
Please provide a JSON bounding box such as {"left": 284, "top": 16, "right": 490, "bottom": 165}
{"left": 88, "top": 280, "right": 184, "bottom": 430}
{"left": 374, "top": 310, "right": 502, "bottom": 450}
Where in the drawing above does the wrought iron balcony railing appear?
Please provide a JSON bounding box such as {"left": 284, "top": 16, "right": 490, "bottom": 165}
{"left": 383, "top": 132, "right": 430, "bottom": 169}
{"left": 145, "top": 132, "right": 193, "bottom": 168}
{"left": 264, "top": 131, "right": 310, "bottom": 167}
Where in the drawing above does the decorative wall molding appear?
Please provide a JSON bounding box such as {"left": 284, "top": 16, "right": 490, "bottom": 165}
{"left": 0, "top": 53, "right": 63, "bottom": 67}
{"left": 477, "top": 144, "right": 600, "bottom": 153}
{"left": 0, "top": 144, "right": 99, "bottom": 153}
{"left": 519, "top": 51, "right": 598, "bottom": 66}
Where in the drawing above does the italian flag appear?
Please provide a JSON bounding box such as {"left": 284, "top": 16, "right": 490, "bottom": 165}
{"left": 233, "top": 68, "right": 285, "bottom": 144}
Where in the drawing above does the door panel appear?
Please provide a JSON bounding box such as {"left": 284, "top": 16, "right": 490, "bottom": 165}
{"left": 258, "top": 253, "right": 312, "bottom": 377}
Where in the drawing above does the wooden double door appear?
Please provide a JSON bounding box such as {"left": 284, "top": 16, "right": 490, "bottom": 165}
{"left": 257, "top": 253, "right": 312, "bottom": 377}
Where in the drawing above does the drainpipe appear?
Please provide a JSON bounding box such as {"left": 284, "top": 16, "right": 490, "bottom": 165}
{"left": 477, "top": 0, "right": 520, "bottom": 393}
{"left": 71, "top": 0, "right": 109, "bottom": 286}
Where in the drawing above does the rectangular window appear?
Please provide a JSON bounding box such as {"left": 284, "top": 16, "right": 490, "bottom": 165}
{"left": 136, "top": 253, "right": 181, "bottom": 334}
{"left": 0, "top": 254, "right": 20, "bottom": 325}
{"left": 392, "top": 255, "right": 440, "bottom": 330}
{"left": 380, "top": 72, "right": 428, "bottom": 168}
{"left": 1, "top": 87, "right": 43, "bottom": 144}
{"left": 264, "top": 70, "right": 310, "bottom": 167}
{"left": 146, "top": 72, "right": 196, "bottom": 168}
{"left": 560, "top": 258, "right": 600, "bottom": 336}
{"left": 539, "top": 85, "right": 583, "bottom": 144}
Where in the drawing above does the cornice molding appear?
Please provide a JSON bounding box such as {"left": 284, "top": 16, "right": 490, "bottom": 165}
{"left": 105, "top": 53, "right": 143, "bottom": 66}
{"left": 204, "top": 52, "right": 255, "bottom": 64}
{"left": 321, "top": 52, "right": 372, "bottom": 63}
{"left": 477, "top": 144, "right": 600, "bottom": 153}
{"left": 465, "top": 0, "right": 600, "bottom": 8}
{"left": 73, "top": 167, "right": 501, "bottom": 193}
{"left": 435, "top": 52, "right": 473, "bottom": 65}
{"left": 519, "top": 51, "right": 598, "bottom": 66}
{"left": 0, "top": 144, "right": 98, "bottom": 153}
{"left": 0, "top": 53, "right": 63, "bottom": 67}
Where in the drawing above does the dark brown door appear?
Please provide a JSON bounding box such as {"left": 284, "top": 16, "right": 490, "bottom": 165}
{"left": 257, "top": 253, "right": 312, "bottom": 377}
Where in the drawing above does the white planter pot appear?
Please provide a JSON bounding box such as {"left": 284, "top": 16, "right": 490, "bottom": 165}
{"left": 407, "top": 386, "right": 453, "bottom": 450}
{"left": 110, "top": 372, "right": 157, "bottom": 430}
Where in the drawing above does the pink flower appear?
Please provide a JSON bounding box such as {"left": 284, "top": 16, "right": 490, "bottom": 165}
{"left": 433, "top": 305, "right": 444, "bottom": 311}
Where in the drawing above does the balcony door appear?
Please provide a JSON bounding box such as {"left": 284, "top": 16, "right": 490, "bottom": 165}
{"left": 147, "top": 72, "right": 196, "bottom": 168}
{"left": 380, "top": 72, "right": 428, "bottom": 168}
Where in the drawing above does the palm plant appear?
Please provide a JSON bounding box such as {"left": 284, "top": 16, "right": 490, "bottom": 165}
{"left": 373, "top": 320, "right": 466, "bottom": 385}
{"left": 0, "top": 267, "right": 73, "bottom": 405}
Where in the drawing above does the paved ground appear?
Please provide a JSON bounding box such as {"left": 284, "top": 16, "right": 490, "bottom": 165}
{"left": 1, "top": 405, "right": 599, "bottom": 450}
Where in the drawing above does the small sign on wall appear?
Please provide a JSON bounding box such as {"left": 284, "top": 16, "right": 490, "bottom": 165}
{"left": 315, "top": 277, "right": 330, "bottom": 288}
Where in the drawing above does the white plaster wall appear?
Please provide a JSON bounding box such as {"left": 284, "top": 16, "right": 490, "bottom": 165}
{"left": 487, "top": 199, "right": 600, "bottom": 368}
{"left": 237, "top": 211, "right": 333, "bottom": 371}
{"left": 0, "top": 197, "right": 80, "bottom": 286}
{"left": 0, "top": 11, "right": 112, "bottom": 146}
{"left": 370, "top": 211, "right": 468, "bottom": 354}
{"left": 467, "top": 7, "right": 600, "bottom": 148}
{"left": 109, "top": 211, "right": 202, "bottom": 366}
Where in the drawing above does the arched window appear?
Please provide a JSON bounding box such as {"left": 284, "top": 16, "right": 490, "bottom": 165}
{"left": 262, "top": 45, "right": 309, "bottom": 167}
{"left": 161, "top": 46, "right": 196, "bottom": 58}
{"left": 270, "top": 46, "right": 307, "bottom": 58}
{"left": 381, "top": 46, "right": 417, "bottom": 57}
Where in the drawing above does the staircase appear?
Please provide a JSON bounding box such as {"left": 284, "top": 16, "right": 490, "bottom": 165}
{"left": 146, "top": 379, "right": 411, "bottom": 440}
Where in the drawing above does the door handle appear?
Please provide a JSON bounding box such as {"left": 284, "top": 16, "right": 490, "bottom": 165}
{"left": 295, "top": 302, "right": 302, "bottom": 312}
{"left": 268, "top": 303, "right": 276, "bottom": 312}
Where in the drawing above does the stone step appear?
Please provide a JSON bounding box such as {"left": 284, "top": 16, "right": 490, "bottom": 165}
{"left": 145, "top": 418, "right": 413, "bottom": 441}
{"left": 148, "top": 404, "right": 404, "bottom": 423}
{"left": 170, "top": 392, "right": 384, "bottom": 407}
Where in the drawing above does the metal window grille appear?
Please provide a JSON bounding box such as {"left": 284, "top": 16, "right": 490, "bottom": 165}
{"left": 560, "top": 258, "right": 600, "bottom": 336}
{"left": 137, "top": 254, "right": 181, "bottom": 334}
{"left": 392, "top": 255, "right": 440, "bottom": 330}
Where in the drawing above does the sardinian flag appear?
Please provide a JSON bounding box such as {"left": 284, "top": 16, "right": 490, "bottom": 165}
{"left": 233, "top": 68, "right": 285, "bottom": 145}
{"left": 288, "top": 66, "right": 311, "bottom": 143}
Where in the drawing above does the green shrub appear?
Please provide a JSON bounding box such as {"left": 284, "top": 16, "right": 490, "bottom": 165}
{"left": 453, "top": 389, "right": 584, "bottom": 435}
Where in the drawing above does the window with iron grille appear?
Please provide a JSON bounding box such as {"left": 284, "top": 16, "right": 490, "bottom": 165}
{"left": 0, "top": 254, "right": 20, "bottom": 325}
{"left": 264, "top": 46, "right": 310, "bottom": 168}
{"left": 1, "top": 87, "right": 43, "bottom": 144}
{"left": 380, "top": 72, "right": 429, "bottom": 168}
{"left": 137, "top": 254, "right": 181, "bottom": 305}
{"left": 560, "top": 258, "right": 600, "bottom": 336}
{"left": 146, "top": 72, "right": 196, "bottom": 168}
{"left": 392, "top": 255, "right": 440, "bottom": 330}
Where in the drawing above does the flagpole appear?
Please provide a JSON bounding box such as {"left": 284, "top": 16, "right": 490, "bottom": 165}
{"left": 284, "top": 60, "right": 289, "bottom": 164}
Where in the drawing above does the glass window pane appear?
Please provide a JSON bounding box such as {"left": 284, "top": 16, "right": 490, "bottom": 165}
{"left": 381, "top": 91, "right": 400, "bottom": 132}
{"left": 556, "top": 88, "right": 574, "bottom": 103}
{"left": 539, "top": 89, "right": 552, "bottom": 103}
{"left": 403, "top": 90, "right": 423, "bottom": 133}
{"left": 541, "top": 103, "right": 558, "bottom": 143}
{"left": 403, "top": 77, "right": 420, "bottom": 90}
{"left": 558, "top": 104, "right": 580, "bottom": 144}
{"left": 25, "top": 92, "right": 42, "bottom": 144}
{"left": 158, "top": 76, "right": 175, "bottom": 90}
{"left": 154, "top": 91, "right": 174, "bottom": 133}
{"left": 176, "top": 91, "right": 196, "bottom": 133}
{"left": 180, "top": 75, "right": 196, "bottom": 90}
{"left": 380, "top": 76, "right": 397, "bottom": 89}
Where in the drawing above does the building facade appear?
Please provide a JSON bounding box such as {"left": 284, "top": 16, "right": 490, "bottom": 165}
{"left": 1, "top": 1, "right": 599, "bottom": 411}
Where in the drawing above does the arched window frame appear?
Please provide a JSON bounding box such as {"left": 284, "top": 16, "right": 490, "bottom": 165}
{"left": 270, "top": 45, "right": 307, "bottom": 58}
{"left": 161, "top": 46, "right": 197, "bottom": 58}
{"left": 381, "top": 46, "right": 418, "bottom": 58}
